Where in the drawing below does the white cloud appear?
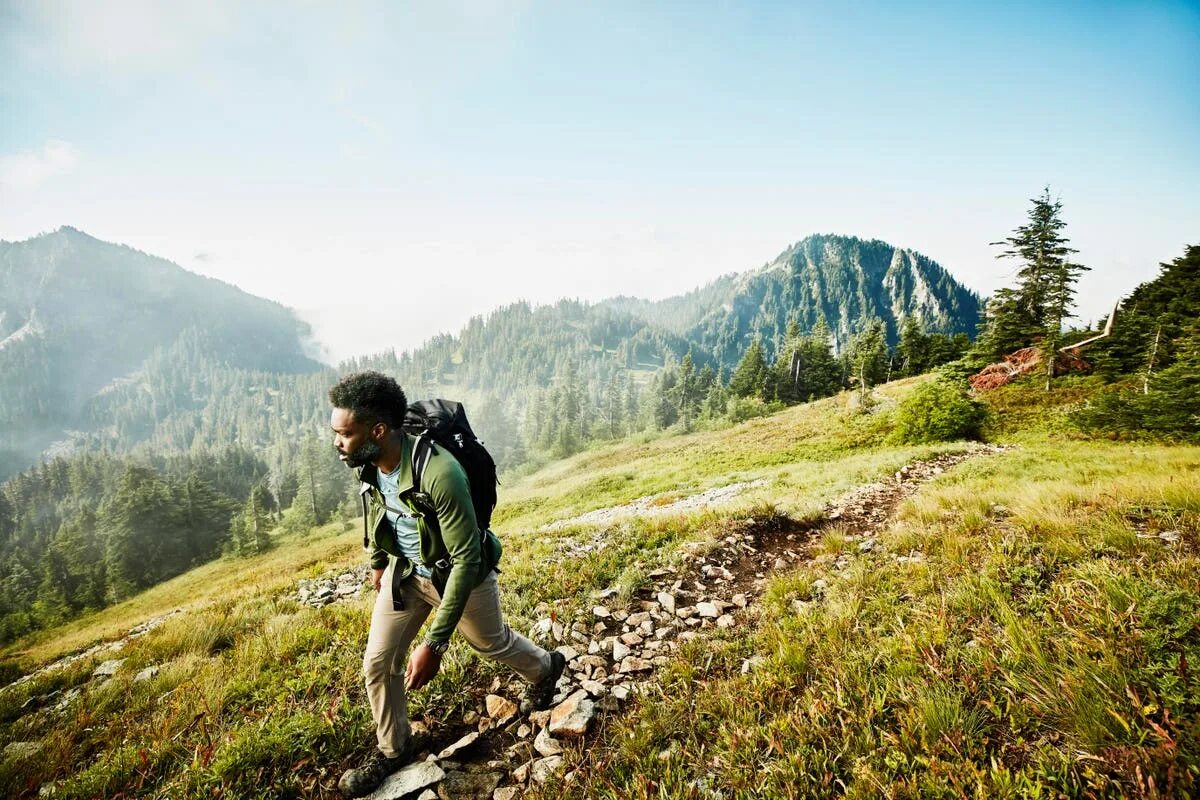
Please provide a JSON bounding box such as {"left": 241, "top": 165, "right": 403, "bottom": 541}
{"left": 0, "top": 140, "right": 79, "bottom": 191}
{"left": 9, "top": 0, "right": 235, "bottom": 75}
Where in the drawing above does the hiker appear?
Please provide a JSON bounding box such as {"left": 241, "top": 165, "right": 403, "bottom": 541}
{"left": 328, "top": 371, "right": 566, "bottom": 798}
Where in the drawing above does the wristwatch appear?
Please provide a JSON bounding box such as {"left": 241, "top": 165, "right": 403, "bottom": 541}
{"left": 425, "top": 638, "right": 450, "bottom": 656}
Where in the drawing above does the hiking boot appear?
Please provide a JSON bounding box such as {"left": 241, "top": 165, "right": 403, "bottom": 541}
{"left": 337, "top": 748, "right": 407, "bottom": 798}
{"left": 522, "top": 650, "right": 567, "bottom": 713}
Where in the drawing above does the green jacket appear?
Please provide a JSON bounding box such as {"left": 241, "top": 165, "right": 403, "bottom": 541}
{"left": 357, "top": 433, "right": 489, "bottom": 644}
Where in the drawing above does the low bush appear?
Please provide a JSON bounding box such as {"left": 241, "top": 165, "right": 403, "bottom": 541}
{"left": 892, "top": 379, "right": 987, "bottom": 444}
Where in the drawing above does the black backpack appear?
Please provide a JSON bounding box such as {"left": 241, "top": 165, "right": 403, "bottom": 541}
{"left": 402, "top": 399, "right": 498, "bottom": 533}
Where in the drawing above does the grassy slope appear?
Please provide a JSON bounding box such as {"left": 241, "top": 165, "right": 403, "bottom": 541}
{"left": 2, "top": 377, "right": 1197, "bottom": 799}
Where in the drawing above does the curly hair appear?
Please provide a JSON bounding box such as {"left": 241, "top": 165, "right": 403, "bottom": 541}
{"left": 328, "top": 371, "right": 408, "bottom": 430}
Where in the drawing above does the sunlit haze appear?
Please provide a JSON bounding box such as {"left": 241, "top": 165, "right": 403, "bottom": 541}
{"left": 2, "top": 1, "right": 1197, "bottom": 363}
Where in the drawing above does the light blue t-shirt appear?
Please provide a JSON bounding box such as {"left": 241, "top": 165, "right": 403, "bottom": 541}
{"left": 377, "top": 465, "right": 431, "bottom": 578}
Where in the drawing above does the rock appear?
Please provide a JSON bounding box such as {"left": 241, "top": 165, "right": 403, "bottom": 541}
{"left": 587, "top": 639, "right": 601, "bottom": 655}
{"left": 517, "top": 724, "right": 531, "bottom": 738}
{"left": 133, "top": 665, "right": 160, "bottom": 683}
{"left": 619, "top": 632, "right": 643, "bottom": 646}
{"left": 610, "top": 684, "right": 630, "bottom": 701}
{"left": 576, "top": 654, "right": 607, "bottom": 669}
{"left": 858, "top": 538, "right": 876, "bottom": 552}
{"left": 534, "top": 725, "right": 564, "bottom": 756}
{"left": 92, "top": 658, "right": 125, "bottom": 678}
{"left": 741, "top": 656, "right": 766, "bottom": 674}
{"left": 592, "top": 606, "right": 612, "bottom": 618}
{"left": 593, "top": 588, "right": 618, "bottom": 600}
{"left": 417, "top": 791, "right": 438, "bottom": 800}
{"left": 486, "top": 695, "right": 518, "bottom": 725}
{"left": 364, "top": 760, "right": 445, "bottom": 800}
{"left": 656, "top": 592, "right": 676, "bottom": 614}
{"left": 437, "top": 731, "right": 480, "bottom": 760}
{"left": 549, "top": 689, "right": 595, "bottom": 737}
{"left": 612, "top": 641, "right": 630, "bottom": 661}
{"left": 532, "top": 756, "right": 565, "bottom": 785}
{"left": 774, "top": 557, "right": 789, "bottom": 570}
{"left": 580, "top": 679, "right": 607, "bottom": 697}
{"left": 438, "top": 770, "right": 502, "bottom": 800}
{"left": 512, "top": 760, "right": 533, "bottom": 782}
{"left": 494, "top": 789, "right": 520, "bottom": 800}
{"left": 556, "top": 645, "right": 579, "bottom": 662}
{"left": 618, "top": 656, "right": 652, "bottom": 673}
{"left": 716, "top": 615, "right": 735, "bottom": 629}
{"left": 655, "top": 626, "right": 675, "bottom": 640}
{"left": 3, "top": 741, "right": 42, "bottom": 761}
{"left": 528, "top": 710, "right": 551, "bottom": 728}
{"left": 1160, "top": 530, "right": 1182, "bottom": 543}
{"left": 626, "top": 612, "right": 651, "bottom": 626}
{"left": 674, "top": 606, "right": 696, "bottom": 619}
{"left": 695, "top": 602, "right": 719, "bottom": 619}
{"left": 731, "top": 593, "right": 748, "bottom": 608}
{"left": 533, "top": 619, "right": 553, "bottom": 639}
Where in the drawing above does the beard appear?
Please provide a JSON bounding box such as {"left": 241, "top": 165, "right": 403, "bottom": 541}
{"left": 342, "top": 440, "right": 382, "bottom": 468}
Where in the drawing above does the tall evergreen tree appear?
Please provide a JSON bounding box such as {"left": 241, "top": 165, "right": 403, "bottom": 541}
{"left": 988, "top": 188, "right": 1088, "bottom": 387}
{"left": 729, "top": 338, "right": 769, "bottom": 399}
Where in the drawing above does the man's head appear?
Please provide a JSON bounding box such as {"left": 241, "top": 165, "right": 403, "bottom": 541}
{"left": 328, "top": 371, "right": 408, "bottom": 468}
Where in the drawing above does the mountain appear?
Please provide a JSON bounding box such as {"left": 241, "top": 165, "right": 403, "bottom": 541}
{"left": 0, "top": 227, "right": 322, "bottom": 480}
{"left": 0, "top": 229, "right": 982, "bottom": 483}
{"left": 604, "top": 234, "right": 982, "bottom": 364}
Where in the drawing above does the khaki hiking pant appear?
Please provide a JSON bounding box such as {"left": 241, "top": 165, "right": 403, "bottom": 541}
{"left": 364, "top": 561, "right": 552, "bottom": 758}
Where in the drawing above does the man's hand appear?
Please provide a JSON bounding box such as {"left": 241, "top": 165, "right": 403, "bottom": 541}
{"left": 405, "top": 643, "right": 442, "bottom": 691}
{"left": 371, "top": 567, "right": 385, "bottom": 592}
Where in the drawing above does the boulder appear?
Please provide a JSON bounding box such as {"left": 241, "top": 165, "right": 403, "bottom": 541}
{"left": 436, "top": 731, "right": 480, "bottom": 761}
{"left": 438, "top": 770, "right": 502, "bottom": 800}
{"left": 364, "top": 760, "right": 444, "bottom": 800}
{"left": 531, "top": 756, "right": 564, "bottom": 785}
{"left": 533, "top": 725, "right": 563, "bottom": 757}
{"left": 548, "top": 689, "right": 595, "bottom": 737}
{"left": 486, "top": 695, "right": 518, "bottom": 725}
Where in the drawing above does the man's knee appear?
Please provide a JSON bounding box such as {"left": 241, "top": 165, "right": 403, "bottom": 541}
{"left": 362, "top": 649, "right": 398, "bottom": 684}
{"left": 466, "top": 623, "right": 516, "bottom": 659}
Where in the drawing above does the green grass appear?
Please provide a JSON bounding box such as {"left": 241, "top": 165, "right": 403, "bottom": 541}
{"left": 4, "top": 378, "right": 1197, "bottom": 799}
{"left": 539, "top": 440, "right": 1200, "bottom": 799}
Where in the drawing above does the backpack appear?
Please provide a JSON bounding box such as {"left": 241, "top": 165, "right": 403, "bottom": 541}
{"left": 401, "top": 399, "right": 499, "bottom": 535}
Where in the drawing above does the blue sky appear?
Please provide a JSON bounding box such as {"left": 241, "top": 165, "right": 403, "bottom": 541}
{"left": 2, "top": 1, "right": 1197, "bottom": 362}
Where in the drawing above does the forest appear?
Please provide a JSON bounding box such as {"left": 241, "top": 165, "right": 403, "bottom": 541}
{"left": 0, "top": 202, "right": 1194, "bottom": 644}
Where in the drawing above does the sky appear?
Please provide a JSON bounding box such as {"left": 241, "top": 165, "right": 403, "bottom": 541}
{"left": 2, "top": 1, "right": 1197, "bottom": 364}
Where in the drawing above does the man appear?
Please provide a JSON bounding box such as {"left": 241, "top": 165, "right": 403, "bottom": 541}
{"left": 329, "top": 371, "right": 566, "bottom": 798}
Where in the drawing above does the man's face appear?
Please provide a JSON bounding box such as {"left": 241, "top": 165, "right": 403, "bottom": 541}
{"left": 330, "top": 408, "right": 384, "bottom": 468}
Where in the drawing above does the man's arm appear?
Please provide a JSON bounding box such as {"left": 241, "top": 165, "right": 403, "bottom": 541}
{"left": 422, "top": 458, "right": 482, "bottom": 644}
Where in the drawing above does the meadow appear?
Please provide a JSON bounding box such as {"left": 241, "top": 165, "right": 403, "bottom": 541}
{"left": 1, "top": 376, "right": 1196, "bottom": 799}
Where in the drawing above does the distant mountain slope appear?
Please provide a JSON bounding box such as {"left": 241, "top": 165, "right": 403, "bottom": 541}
{"left": 1, "top": 229, "right": 982, "bottom": 483}
{"left": 604, "top": 234, "right": 981, "bottom": 364}
{"left": 0, "top": 227, "right": 321, "bottom": 479}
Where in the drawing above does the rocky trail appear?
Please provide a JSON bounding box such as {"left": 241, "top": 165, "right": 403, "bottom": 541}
{"left": 334, "top": 443, "right": 1011, "bottom": 800}
{"left": 3, "top": 444, "right": 1010, "bottom": 797}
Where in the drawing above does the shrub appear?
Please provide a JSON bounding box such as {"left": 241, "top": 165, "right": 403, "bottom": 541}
{"left": 893, "top": 379, "right": 987, "bottom": 444}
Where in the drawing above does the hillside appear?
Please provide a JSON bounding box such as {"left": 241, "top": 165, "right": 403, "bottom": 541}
{"left": 1, "top": 377, "right": 1196, "bottom": 799}
{"left": 604, "top": 234, "right": 982, "bottom": 364}
{"left": 0, "top": 227, "right": 321, "bottom": 480}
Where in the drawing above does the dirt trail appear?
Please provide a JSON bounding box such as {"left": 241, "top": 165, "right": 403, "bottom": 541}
{"left": 351, "top": 443, "right": 1012, "bottom": 799}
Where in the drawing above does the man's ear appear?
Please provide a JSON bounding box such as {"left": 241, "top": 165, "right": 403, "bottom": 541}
{"left": 371, "top": 422, "right": 388, "bottom": 441}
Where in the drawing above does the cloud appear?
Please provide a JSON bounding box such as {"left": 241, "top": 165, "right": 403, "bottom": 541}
{"left": 6, "top": 0, "right": 235, "bottom": 75}
{"left": 0, "top": 140, "right": 79, "bottom": 191}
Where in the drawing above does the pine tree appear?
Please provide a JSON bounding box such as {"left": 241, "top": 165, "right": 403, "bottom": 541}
{"left": 988, "top": 188, "right": 1088, "bottom": 387}
{"left": 729, "top": 338, "right": 768, "bottom": 399}
{"left": 896, "top": 316, "right": 931, "bottom": 377}
{"left": 847, "top": 319, "right": 889, "bottom": 404}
